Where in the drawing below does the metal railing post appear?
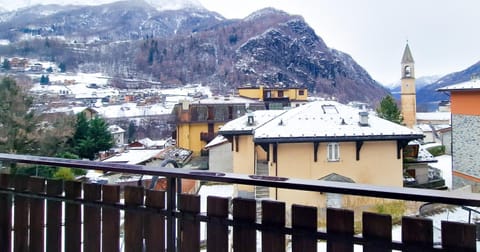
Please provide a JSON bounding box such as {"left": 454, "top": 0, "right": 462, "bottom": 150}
{"left": 162, "top": 159, "right": 180, "bottom": 252}
{"left": 166, "top": 176, "right": 177, "bottom": 252}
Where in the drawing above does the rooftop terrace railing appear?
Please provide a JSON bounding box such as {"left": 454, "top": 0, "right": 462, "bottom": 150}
{"left": 0, "top": 153, "right": 478, "bottom": 251}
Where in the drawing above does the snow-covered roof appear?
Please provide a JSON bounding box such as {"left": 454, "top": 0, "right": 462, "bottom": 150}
{"left": 108, "top": 125, "right": 125, "bottom": 134}
{"left": 204, "top": 135, "right": 228, "bottom": 149}
{"left": 219, "top": 110, "right": 286, "bottom": 134}
{"left": 221, "top": 101, "right": 423, "bottom": 143}
{"left": 194, "top": 95, "right": 260, "bottom": 104}
{"left": 416, "top": 112, "right": 451, "bottom": 121}
{"left": 138, "top": 138, "right": 167, "bottom": 148}
{"left": 437, "top": 79, "right": 480, "bottom": 91}
{"left": 94, "top": 103, "right": 172, "bottom": 118}
{"left": 102, "top": 149, "right": 163, "bottom": 165}
{"left": 415, "top": 124, "right": 451, "bottom": 133}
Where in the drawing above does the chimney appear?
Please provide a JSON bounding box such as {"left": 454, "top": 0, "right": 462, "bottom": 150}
{"left": 247, "top": 112, "right": 255, "bottom": 126}
{"left": 359, "top": 111, "right": 369, "bottom": 126}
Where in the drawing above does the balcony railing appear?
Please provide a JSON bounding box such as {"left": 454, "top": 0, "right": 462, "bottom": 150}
{"left": 0, "top": 153, "right": 479, "bottom": 251}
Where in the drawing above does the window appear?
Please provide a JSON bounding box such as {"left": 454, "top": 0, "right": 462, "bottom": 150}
{"left": 299, "top": 90, "right": 305, "bottom": 96}
{"left": 327, "top": 143, "right": 340, "bottom": 161}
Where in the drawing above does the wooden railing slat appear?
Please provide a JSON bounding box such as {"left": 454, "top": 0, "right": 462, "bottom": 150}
{"left": 0, "top": 174, "right": 12, "bottom": 252}
{"left": 84, "top": 183, "right": 102, "bottom": 252}
{"left": 262, "top": 200, "right": 286, "bottom": 252}
{"left": 124, "top": 186, "right": 145, "bottom": 252}
{"left": 179, "top": 194, "right": 201, "bottom": 252}
{"left": 102, "top": 184, "right": 120, "bottom": 252}
{"left": 327, "top": 208, "right": 354, "bottom": 252}
{"left": 402, "top": 216, "right": 433, "bottom": 252}
{"left": 291, "top": 204, "right": 317, "bottom": 252}
{"left": 362, "top": 212, "right": 392, "bottom": 252}
{"left": 441, "top": 220, "right": 476, "bottom": 252}
{"left": 145, "top": 189, "right": 166, "bottom": 252}
{"left": 46, "top": 179, "right": 63, "bottom": 252}
{"left": 0, "top": 155, "right": 477, "bottom": 252}
{"left": 13, "top": 175, "right": 29, "bottom": 252}
{"left": 29, "top": 177, "right": 46, "bottom": 252}
{"left": 232, "top": 198, "right": 256, "bottom": 252}
{"left": 65, "top": 180, "right": 82, "bottom": 252}
{"left": 207, "top": 196, "right": 229, "bottom": 252}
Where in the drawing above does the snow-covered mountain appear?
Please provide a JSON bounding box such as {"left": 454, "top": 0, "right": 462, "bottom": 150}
{"left": 0, "top": 3, "right": 389, "bottom": 105}
{"left": 146, "top": 0, "right": 204, "bottom": 11}
{"left": 388, "top": 75, "right": 442, "bottom": 91}
{"left": 0, "top": 0, "right": 204, "bottom": 11}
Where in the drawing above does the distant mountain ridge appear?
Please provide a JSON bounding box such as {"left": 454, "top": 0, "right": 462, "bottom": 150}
{"left": 0, "top": 0, "right": 205, "bottom": 12}
{"left": 0, "top": 1, "right": 389, "bottom": 105}
{"left": 387, "top": 61, "right": 480, "bottom": 111}
{"left": 416, "top": 61, "right": 480, "bottom": 105}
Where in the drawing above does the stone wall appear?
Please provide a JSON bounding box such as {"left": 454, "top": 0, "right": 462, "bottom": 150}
{"left": 452, "top": 114, "right": 480, "bottom": 189}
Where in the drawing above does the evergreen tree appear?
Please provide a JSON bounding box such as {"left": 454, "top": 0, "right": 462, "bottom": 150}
{"left": 2, "top": 59, "right": 10, "bottom": 70}
{"left": 59, "top": 62, "right": 66, "bottom": 73}
{"left": 127, "top": 120, "right": 136, "bottom": 143}
{"left": 40, "top": 75, "right": 50, "bottom": 85}
{"left": 376, "top": 95, "right": 403, "bottom": 125}
{"left": 73, "top": 113, "right": 113, "bottom": 160}
{"left": 73, "top": 112, "right": 89, "bottom": 144}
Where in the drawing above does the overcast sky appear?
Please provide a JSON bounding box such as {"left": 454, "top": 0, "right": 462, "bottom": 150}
{"left": 2, "top": 0, "right": 479, "bottom": 85}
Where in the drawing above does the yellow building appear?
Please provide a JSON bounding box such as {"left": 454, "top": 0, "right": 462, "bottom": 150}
{"left": 401, "top": 43, "right": 417, "bottom": 128}
{"left": 238, "top": 85, "right": 308, "bottom": 109}
{"left": 172, "top": 97, "right": 266, "bottom": 156}
{"left": 219, "top": 101, "right": 423, "bottom": 208}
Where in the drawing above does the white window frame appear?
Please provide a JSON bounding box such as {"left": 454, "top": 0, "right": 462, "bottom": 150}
{"left": 327, "top": 143, "right": 340, "bottom": 162}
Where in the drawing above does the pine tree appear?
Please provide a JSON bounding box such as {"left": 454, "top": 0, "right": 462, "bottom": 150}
{"left": 127, "top": 120, "right": 136, "bottom": 143}
{"left": 73, "top": 113, "right": 113, "bottom": 160}
{"left": 2, "top": 59, "right": 10, "bottom": 70}
{"left": 376, "top": 95, "right": 403, "bottom": 125}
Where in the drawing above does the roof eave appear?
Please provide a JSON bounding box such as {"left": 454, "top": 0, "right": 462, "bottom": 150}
{"left": 219, "top": 130, "right": 254, "bottom": 136}
{"left": 253, "top": 134, "right": 424, "bottom": 143}
{"left": 437, "top": 87, "right": 480, "bottom": 92}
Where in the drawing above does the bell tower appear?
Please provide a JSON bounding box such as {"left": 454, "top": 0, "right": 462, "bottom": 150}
{"left": 400, "top": 42, "right": 416, "bottom": 128}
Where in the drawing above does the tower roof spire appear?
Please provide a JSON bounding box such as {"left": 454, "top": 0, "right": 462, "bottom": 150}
{"left": 401, "top": 42, "right": 414, "bottom": 64}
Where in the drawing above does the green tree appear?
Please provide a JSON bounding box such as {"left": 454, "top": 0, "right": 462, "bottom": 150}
{"left": 73, "top": 112, "right": 89, "bottom": 145}
{"left": 127, "top": 120, "right": 136, "bottom": 143}
{"left": 58, "top": 62, "right": 66, "bottom": 72}
{"left": 0, "top": 77, "right": 38, "bottom": 154}
{"left": 376, "top": 95, "right": 403, "bottom": 125}
{"left": 73, "top": 114, "right": 113, "bottom": 160}
{"left": 12, "top": 152, "right": 85, "bottom": 179}
{"left": 2, "top": 59, "right": 10, "bottom": 70}
{"left": 40, "top": 74, "right": 49, "bottom": 85}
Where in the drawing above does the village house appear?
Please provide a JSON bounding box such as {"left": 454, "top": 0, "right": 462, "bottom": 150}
{"left": 108, "top": 125, "right": 125, "bottom": 147}
{"left": 237, "top": 85, "right": 308, "bottom": 109}
{"left": 173, "top": 86, "right": 309, "bottom": 156}
{"left": 218, "top": 100, "right": 424, "bottom": 208}
{"left": 438, "top": 78, "right": 480, "bottom": 190}
{"left": 172, "top": 96, "right": 266, "bottom": 156}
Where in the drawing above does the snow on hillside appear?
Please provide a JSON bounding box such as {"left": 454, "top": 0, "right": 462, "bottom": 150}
{"left": 0, "top": 0, "right": 204, "bottom": 11}
{"left": 385, "top": 75, "right": 442, "bottom": 90}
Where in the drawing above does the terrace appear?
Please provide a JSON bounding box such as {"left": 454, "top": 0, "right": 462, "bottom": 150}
{"left": 0, "top": 153, "right": 478, "bottom": 251}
